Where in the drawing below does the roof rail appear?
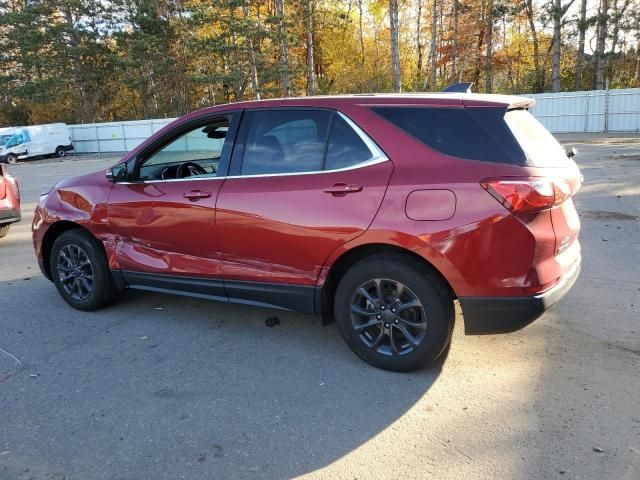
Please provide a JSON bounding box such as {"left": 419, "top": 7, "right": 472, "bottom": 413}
{"left": 441, "top": 82, "right": 473, "bottom": 94}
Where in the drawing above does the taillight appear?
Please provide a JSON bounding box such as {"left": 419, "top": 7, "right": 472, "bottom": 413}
{"left": 481, "top": 177, "right": 573, "bottom": 214}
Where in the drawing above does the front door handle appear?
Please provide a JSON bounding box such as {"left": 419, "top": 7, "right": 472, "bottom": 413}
{"left": 323, "top": 183, "right": 363, "bottom": 196}
{"left": 182, "top": 190, "right": 212, "bottom": 199}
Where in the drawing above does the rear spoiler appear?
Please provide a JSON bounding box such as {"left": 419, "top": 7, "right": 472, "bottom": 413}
{"left": 441, "top": 82, "right": 473, "bottom": 94}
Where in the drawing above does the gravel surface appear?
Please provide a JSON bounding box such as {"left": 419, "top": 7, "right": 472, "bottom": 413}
{"left": 0, "top": 140, "right": 638, "bottom": 480}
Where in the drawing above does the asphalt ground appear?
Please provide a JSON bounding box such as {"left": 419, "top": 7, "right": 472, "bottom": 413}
{"left": 0, "top": 136, "right": 638, "bottom": 479}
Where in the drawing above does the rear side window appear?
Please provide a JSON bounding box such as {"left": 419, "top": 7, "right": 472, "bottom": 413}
{"left": 325, "top": 116, "right": 373, "bottom": 170}
{"left": 241, "top": 110, "right": 331, "bottom": 175}
{"left": 371, "top": 107, "right": 528, "bottom": 165}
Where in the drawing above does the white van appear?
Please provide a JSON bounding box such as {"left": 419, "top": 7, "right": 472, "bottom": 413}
{"left": 0, "top": 123, "right": 74, "bottom": 164}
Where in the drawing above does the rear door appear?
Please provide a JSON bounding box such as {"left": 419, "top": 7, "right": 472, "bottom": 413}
{"left": 216, "top": 108, "right": 393, "bottom": 295}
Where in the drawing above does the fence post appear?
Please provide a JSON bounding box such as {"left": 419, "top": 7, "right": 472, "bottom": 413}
{"left": 584, "top": 92, "right": 589, "bottom": 132}
{"left": 121, "top": 124, "right": 126, "bottom": 152}
{"left": 604, "top": 86, "right": 610, "bottom": 133}
{"left": 95, "top": 125, "right": 101, "bottom": 154}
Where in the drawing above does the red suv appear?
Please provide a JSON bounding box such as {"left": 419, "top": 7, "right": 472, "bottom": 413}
{"left": 0, "top": 164, "right": 20, "bottom": 239}
{"left": 33, "top": 93, "right": 581, "bottom": 371}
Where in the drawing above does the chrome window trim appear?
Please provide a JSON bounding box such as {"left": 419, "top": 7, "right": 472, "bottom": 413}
{"left": 117, "top": 111, "right": 389, "bottom": 185}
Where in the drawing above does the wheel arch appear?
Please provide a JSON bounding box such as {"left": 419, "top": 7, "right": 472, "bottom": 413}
{"left": 41, "top": 221, "right": 103, "bottom": 279}
{"left": 317, "top": 243, "right": 456, "bottom": 326}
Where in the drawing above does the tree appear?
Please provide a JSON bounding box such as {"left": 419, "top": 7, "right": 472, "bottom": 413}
{"left": 416, "top": 0, "right": 424, "bottom": 88}
{"left": 389, "top": 0, "right": 401, "bottom": 92}
{"left": 575, "top": 0, "right": 587, "bottom": 90}
{"left": 550, "top": 0, "right": 576, "bottom": 92}
{"left": 3, "top": 0, "right": 640, "bottom": 127}
{"left": 242, "top": 0, "right": 261, "bottom": 100}
{"left": 595, "top": 0, "right": 609, "bottom": 89}
{"left": 303, "top": 0, "right": 316, "bottom": 95}
{"left": 429, "top": 0, "right": 437, "bottom": 89}
{"left": 523, "top": 0, "right": 544, "bottom": 92}
{"left": 485, "top": 0, "right": 494, "bottom": 93}
{"left": 275, "top": 0, "right": 290, "bottom": 96}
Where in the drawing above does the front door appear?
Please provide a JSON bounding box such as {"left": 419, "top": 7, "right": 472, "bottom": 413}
{"left": 108, "top": 113, "right": 240, "bottom": 296}
{"left": 216, "top": 109, "right": 393, "bottom": 297}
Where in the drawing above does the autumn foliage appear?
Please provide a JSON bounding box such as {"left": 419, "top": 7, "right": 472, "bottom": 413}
{"left": 0, "top": 0, "right": 638, "bottom": 125}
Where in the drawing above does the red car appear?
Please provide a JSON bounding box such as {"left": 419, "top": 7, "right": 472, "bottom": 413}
{"left": 0, "top": 163, "right": 20, "bottom": 239}
{"left": 33, "top": 92, "right": 581, "bottom": 371}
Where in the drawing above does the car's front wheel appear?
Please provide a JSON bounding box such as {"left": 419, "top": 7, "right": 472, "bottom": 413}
{"left": 334, "top": 254, "right": 453, "bottom": 372}
{"left": 50, "top": 229, "right": 119, "bottom": 311}
{"left": 6, "top": 154, "right": 17, "bottom": 164}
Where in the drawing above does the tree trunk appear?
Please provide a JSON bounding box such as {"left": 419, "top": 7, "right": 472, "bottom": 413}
{"left": 610, "top": 0, "right": 631, "bottom": 55}
{"left": 635, "top": 40, "right": 640, "bottom": 81}
{"left": 304, "top": 0, "right": 316, "bottom": 95}
{"left": 416, "top": 0, "right": 423, "bottom": 88}
{"left": 575, "top": 0, "right": 587, "bottom": 90}
{"left": 523, "top": 0, "right": 543, "bottom": 92}
{"left": 242, "top": 1, "right": 261, "bottom": 100}
{"left": 595, "top": 0, "right": 608, "bottom": 90}
{"left": 275, "top": 0, "right": 290, "bottom": 96}
{"left": 63, "top": 8, "right": 92, "bottom": 122}
{"left": 358, "top": 0, "right": 365, "bottom": 65}
{"left": 551, "top": 0, "right": 561, "bottom": 92}
{"left": 389, "top": 0, "right": 401, "bottom": 92}
{"left": 429, "top": 0, "right": 437, "bottom": 89}
{"left": 452, "top": 0, "right": 458, "bottom": 81}
{"left": 485, "top": 0, "right": 494, "bottom": 93}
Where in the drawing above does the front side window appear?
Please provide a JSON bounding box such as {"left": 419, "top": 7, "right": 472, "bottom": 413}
{"left": 241, "top": 110, "right": 332, "bottom": 175}
{"left": 138, "top": 117, "right": 232, "bottom": 181}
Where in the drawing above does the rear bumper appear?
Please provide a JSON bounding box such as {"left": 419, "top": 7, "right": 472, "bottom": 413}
{"left": 459, "top": 256, "right": 581, "bottom": 335}
{"left": 0, "top": 207, "right": 20, "bottom": 225}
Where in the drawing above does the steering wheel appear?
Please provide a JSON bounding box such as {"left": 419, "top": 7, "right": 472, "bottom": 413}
{"left": 177, "top": 161, "right": 207, "bottom": 178}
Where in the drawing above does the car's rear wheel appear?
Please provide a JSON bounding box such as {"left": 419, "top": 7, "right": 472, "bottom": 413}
{"left": 334, "top": 254, "right": 453, "bottom": 372}
{"left": 50, "top": 229, "right": 118, "bottom": 311}
{"left": 55, "top": 146, "right": 66, "bottom": 158}
{"left": 0, "top": 225, "right": 10, "bottom": 239}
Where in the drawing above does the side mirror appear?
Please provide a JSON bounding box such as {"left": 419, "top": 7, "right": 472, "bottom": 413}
{"left": 106, "top": 162, "right": 130, "bottom": 182}
{"left": 566, "top": 147, "right": 577, "bottom": 158}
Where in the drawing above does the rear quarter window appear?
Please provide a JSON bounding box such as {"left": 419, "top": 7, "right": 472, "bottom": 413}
{"left": 371, "top": 106, "right": 528, "bottom": 166}
{"left": 504, "top": 109, "right": 571, "bottom": 167}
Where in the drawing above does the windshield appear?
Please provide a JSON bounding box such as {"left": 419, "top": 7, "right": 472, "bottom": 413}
{"left": 4, "top": 130, "right": 29, "bottom": 148}
{"left": 504, "top": 109, "right": 570, "bottom": 167}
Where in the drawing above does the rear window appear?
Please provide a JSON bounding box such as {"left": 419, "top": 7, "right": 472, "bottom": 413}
{"left": 371, "top": 106, "right": 528, "bottom": 165}
{"left": 504, "top": 109, "right": 570, "bottom": 167}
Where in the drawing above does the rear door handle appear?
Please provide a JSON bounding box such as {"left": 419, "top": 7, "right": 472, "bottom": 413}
{"left": 182, "top": 190, "right": 212, "bottom": 199}
{"left": 323, "top": 183, "right": 363, "bottom": 196}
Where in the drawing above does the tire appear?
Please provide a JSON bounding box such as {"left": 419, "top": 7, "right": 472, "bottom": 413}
{"left": 334, "top": 254, "right": 454, "bottom": 372}
{"left": 6, "top": 154, "right": 17, "bottom": 164}
{"left": 0, "top": 225, "right": 10, "bottom": 239}
{"left": 50, "top": 229, "right": 119, "bottom": 311}
{"left": 55, "top": 146, "right": 66, "bottom": 158}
